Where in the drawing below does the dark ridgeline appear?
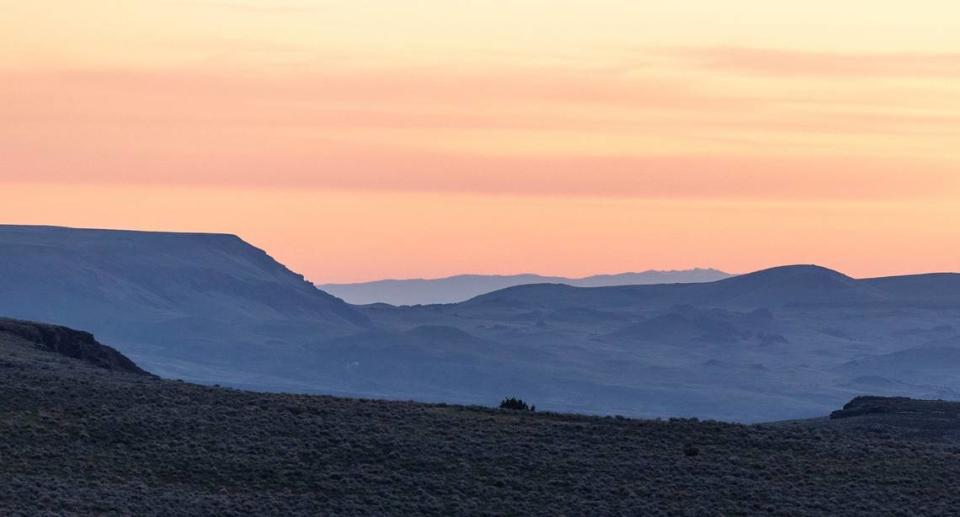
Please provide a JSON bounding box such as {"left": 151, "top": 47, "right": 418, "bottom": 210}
{"left": 1, "top": 225, "right": 960, "bottom": 422}
{"left": 3, "top": 319, "right": 960, "bottom": 515}
{"left": 0, "top": 318, "right": 150, "bottom": 375}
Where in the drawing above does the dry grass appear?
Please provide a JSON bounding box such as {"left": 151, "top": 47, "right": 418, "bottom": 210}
{"left": 2, "top": 328, "right": 960, "bottom": 516}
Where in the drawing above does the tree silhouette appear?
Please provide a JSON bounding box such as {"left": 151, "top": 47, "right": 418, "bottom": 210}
{"left": 499, "top": 397, "right": 532, "bottom": 411}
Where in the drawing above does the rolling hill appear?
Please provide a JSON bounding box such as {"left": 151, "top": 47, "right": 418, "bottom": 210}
{"left": 363, "top": 265, "right": 960, "bottom": 420}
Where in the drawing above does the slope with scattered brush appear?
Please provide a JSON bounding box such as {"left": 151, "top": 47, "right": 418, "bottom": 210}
{"left": 2, "top": 319, "right": 960, "bottom": 515}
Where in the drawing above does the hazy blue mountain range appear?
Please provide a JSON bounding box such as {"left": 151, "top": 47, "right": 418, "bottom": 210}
{"left": 2, "top": 225, "right": 960, "bottom": 422}
{"left": 320, "top": 269, "right": 732, "bottom": 305}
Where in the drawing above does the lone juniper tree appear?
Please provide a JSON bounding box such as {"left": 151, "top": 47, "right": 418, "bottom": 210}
{"left": 499, "top": 397, "right": 534, "bottom": 411}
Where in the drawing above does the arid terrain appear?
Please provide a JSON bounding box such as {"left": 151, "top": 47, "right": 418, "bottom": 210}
{"left": 4, "top": 226, "right": 960, "bottom": 422}
{"left": 2, "top": 318, "right": 959, "bottom": 516}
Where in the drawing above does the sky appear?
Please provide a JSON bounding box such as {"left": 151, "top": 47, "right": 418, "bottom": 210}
{"left": 2, "top": 1, "right": 959, "bottom": 282}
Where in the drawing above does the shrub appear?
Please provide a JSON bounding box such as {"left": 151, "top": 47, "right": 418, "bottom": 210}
{"left": 499, "top": 398, "right": 532, "bottom": 411}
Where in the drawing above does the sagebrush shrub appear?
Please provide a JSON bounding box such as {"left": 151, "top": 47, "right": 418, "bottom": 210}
{"left": 499, "top": 397, "right": 532, "bottom": 411}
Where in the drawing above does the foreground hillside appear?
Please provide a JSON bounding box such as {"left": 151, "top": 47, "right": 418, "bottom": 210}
{"left": 3, "top": 320, "right": 960, "bottom": 515}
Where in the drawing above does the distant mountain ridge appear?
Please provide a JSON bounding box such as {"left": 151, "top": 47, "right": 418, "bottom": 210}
{"left": 320, "top": 269, "right": 732, "bottom": 305}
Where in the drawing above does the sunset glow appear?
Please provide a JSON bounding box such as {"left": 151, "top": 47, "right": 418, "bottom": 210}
{"left": 2, "top": 0, "right": 959, "bottom": 281}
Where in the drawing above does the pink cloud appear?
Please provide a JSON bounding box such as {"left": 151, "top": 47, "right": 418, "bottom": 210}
{"left": 2, "top": 62, "right": 958, "bottom": 201}
{"left": 3, "top": 133, "right": 956, "bottom": 200}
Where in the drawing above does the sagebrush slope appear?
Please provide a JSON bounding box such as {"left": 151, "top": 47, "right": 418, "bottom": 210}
{"left": 3, "top": 323, "right": 960, "bottom": 516}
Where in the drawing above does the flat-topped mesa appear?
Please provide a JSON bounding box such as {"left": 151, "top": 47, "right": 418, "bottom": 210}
{"left": 0, "top": 318, "right": 150, "bottom": 375}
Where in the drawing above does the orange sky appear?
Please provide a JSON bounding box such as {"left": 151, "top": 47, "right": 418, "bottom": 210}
{"left": 2, "top": 1, "right": 959, "bottom": 281}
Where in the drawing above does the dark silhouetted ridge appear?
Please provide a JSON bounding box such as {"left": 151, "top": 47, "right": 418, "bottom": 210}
{"left": 0, "top": 318, "right": 149, "bottom": 374}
